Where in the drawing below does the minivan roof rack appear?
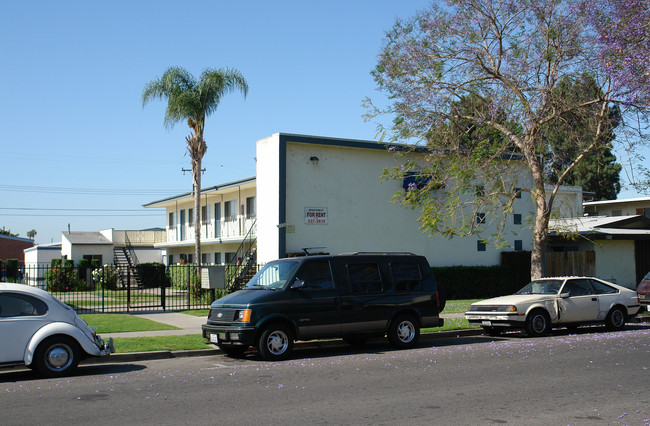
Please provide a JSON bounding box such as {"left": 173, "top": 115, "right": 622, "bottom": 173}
{"left": 338, "top": 251, "right": 416, "bottom": 256}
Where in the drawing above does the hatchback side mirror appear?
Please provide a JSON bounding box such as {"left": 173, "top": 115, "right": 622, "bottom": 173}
{"left": 560, "top": 292, "right": 570, "bottom": 298}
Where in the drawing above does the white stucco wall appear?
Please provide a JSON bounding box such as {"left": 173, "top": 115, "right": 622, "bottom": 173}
{"left": 256, "top": 134, "right": 282, "bottom": 264}
{"left": 257, "top": 136, "right": 537, "bottom": 267}
{"left": 594, "top": 240, "right": 636, "bottom": 289}
{"left": 69, "top": 245, "right": 114, "bottom": 266}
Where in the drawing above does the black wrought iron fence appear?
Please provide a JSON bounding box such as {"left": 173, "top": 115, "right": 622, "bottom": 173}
{"left": 0, "top": 263, "right": 262, "bottom": 313}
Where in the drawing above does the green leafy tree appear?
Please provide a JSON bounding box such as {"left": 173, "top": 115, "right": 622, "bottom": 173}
{"left": 368, "top": 0, "right": 649, "bottom": 279}
{"left": 0, "top": 226, "right": 18, "bottom": 237}
{"left": 143, "top": 67, "right": 248, "bottom": 270}
{"left": 542, "top": 74, "right": 622, "bottom": 200}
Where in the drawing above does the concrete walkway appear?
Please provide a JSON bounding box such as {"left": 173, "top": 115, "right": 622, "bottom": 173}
{"left": 101, "top": 311, "right": 467, "bottom": 340}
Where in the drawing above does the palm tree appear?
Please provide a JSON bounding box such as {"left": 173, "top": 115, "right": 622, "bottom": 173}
{"left": 142, "top": 66, "right": 248, "bottom": 272}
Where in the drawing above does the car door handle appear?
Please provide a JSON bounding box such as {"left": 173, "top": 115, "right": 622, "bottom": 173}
{"left": 592, "top": 297, "right": 598, "bottom": 302}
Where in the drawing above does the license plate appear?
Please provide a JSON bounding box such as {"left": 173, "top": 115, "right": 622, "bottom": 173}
{"left": 482, "top": 320, "right": 492, "bottom": 326}
{"left": 209, "top": 333, "right": 219, "bottom": 344}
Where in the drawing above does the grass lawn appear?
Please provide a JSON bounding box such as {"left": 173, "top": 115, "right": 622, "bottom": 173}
{"left": 79, "top": 300, "right": 482, "bottom": 353}
{"left": 112, "top": 335, "right": 212, "bottom": 353}
{"left": 79, "top": 314, "right": 180, "bottom": 333}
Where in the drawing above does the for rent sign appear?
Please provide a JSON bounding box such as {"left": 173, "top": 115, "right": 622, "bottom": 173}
{"left": 305, "top": 207, "right": 328, "bottom": 225}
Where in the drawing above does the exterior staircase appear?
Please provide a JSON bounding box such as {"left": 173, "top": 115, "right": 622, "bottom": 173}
{"left": 113, "top": 247, "right": 142, "bottom": 288}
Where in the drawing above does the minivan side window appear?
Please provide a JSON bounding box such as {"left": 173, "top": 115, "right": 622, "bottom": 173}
{"left": 391, "top": 262, "right": 422, "bottom": 291}
{"left": 293, "top": 260, "right": 334, "bottom": 290}
{"left": 348, "top": 263, "right": 382, "bottom": 294}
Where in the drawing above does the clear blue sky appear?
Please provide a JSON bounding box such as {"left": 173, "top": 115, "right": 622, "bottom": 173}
{"left": 0, "top": 0, "right": 645, "bottom": 245}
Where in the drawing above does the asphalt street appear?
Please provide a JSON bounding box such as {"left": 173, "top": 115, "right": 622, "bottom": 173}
{"left": 1, "top": 325, "right": 648, "bottom": 425}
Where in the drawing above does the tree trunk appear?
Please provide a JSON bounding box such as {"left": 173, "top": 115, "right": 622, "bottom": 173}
{"left": 193, "top": 155, "right": 202, "bottom": 271}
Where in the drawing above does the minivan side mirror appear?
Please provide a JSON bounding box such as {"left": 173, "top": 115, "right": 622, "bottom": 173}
{"left": 291, "top": 279, "right": 306, "bottom": 289}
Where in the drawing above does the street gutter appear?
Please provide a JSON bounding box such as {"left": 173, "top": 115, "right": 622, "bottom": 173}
{"left": 84, "top": 316, "right": 650, "bottom": 365}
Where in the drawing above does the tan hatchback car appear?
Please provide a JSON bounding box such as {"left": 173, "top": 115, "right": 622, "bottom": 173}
{"left": 465, "top": 277, "right": 642, "bottom": 336}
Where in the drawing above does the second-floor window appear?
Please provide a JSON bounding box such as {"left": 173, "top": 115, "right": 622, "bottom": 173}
{"left": 188, "top": 208, "right": 194, "bottom": 227}
{"left": 225, "top": 200, "right": 237, "bottom": 221}
{"left": 168, "top": 212, "right": 175, "bottom": 228}
{"left": 246, "top": 196, "right": 256, "bottom": 219}
{"left": 201, "top": 205, "right": 209, "bottom": 225}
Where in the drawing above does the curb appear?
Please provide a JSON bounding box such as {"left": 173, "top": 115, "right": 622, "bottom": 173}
{"left": 84, "top": 316, "right": 649, "bottom": 365}
{"left": 83, "top": 328, "right": 484, "bottom": 365}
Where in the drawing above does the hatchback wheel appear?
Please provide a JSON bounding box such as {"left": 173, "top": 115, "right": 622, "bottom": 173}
{"left": 525, "top": 310, "right": 550, "bottom": 337}
{"left": 605, "top": 307, "right": 627, "bottom": 331}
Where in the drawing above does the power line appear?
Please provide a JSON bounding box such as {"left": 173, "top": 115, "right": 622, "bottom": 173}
{"left": 0, "top": 184, "right": 185, "bottom": 196}
{"left": 0, "top": 207, "right": 163, "bottom": 212}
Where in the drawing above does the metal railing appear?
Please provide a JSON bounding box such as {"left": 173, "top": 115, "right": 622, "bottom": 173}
{"left": 0, "top": 264, "right": 261, "bottom": 313}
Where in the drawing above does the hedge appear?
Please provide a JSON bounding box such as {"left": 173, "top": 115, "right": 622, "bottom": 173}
{"left": 432, "top": 251, "right": 532, "bottom": 299}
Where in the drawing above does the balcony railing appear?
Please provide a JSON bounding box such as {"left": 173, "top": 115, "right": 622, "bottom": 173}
{"left": 166, "top": 215, "right": 256, "bottom": 243}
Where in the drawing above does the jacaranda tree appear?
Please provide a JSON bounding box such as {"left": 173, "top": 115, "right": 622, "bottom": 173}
{"left": 367, "top": 0, "right": 649, "bottom": 279}
{"left": 143, "top": 67, "right": 248, "bottom": 271}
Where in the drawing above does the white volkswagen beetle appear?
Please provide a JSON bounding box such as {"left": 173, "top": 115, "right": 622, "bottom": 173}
{"left": 465, "top": 277, "right": 642, "bottom": 337}
{"left": 0, "top": 283, "right": 114, "bottom": 377}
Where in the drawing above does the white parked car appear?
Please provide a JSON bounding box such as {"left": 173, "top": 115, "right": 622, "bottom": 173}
{"left": 465, "top": 277, "right": 642, "bottom": 337}
{"left": 0, "top": 283, "right": 114, "bottom": 377}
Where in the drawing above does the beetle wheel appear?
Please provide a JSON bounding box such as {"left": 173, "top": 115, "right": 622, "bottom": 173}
{"left": 32, "top": 336, "right": 80, "bottom": 378}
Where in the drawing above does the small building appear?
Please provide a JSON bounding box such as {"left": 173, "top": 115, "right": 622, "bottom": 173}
{"left": 549, "top": 215, "right": 650, "bottom": 289}
{"left": 0, "top": 233, "right": 34, "bottom": 264}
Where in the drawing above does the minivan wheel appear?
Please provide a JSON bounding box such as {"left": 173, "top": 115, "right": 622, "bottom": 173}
{"left": 257, "top": 324, "right": 294, "bottom": 361}
{"left": 388, "top": 314, "right": 420, "bottom": 348}
{"left": 605, "top": 306, "right": 627, "bottom": 331}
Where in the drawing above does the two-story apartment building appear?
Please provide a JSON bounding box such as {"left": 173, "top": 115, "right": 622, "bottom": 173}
{"left": 145, "top": 133, "right": 583, "bottom": 270}
{"left": 143, "top": 178, "right": 256, "bottom": 266}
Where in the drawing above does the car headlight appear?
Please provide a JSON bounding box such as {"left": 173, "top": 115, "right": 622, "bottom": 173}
{"left": 237, "top": 309, "right": 252, "bottom": 322}
{"left": 502, "top": 305, "right": 517, "bottom": 312}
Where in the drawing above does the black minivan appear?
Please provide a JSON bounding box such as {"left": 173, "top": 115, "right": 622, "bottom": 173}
{"left": 202, "top": 252, "right": 446, "bottom": 360}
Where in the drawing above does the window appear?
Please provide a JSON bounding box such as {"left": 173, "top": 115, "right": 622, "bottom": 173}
{"left": 348, "top": 263, "right": 383, "bottom": 294}
{"left": 515, "top": 188, "right": 522, "bottom": 199}
{"left": 590, "top": 280, "right": 618, "bottom": 294}
{"left": 83, "top": 254, "right": 103, "bottom": 264}
{"left": 180, "top": 210, "right": 186, "bottom": 240}
{"left": 611, "top": 209, "right": 622, "bottom": 217}
{"left": 562, "top": 279, "right": 594, "bottom": 296}
{"left": 475, "top": 185, "right": 485, "bottom": 196}
{"left": 477, "top": 240, "right": 486, "bottom": 251}
{"left": 214, "top": 202, "right": 221, "bottom": 237}
{"left": 0, "top": 293, "right": 48, "bottom": 317}
{"left": 188, "top": 208, "right": 194, "bottom": 227}
{"left": 514, "top": 240, "right": 523, "bottom": 251}
{"left": 246, "top": 196, "right": 256, "bottom": 219}
{"left": 391, "top": 262, "right": 422, "bottom": 292}
{"left": 293, "top": 260, "right": 334, "bottom": 290}
{"left": 168, "top": 254, "right": 174, "bottom": 265}
{"left": 187, "top": 254, "right": 193, "bottom": 264}
{"left": 201, "top": 253, "right": 209, "bottom": 264}
{"left": 476, "top": 213, "right": 486, "bottom": 224}
{"left": 201, "top": 205, "right": 209, "bottom": 225}
{"left": 513, "top": 214, "right": 522, "bottom": 225}
{"left": 214, "top": 252, "right": 221, "bottom": 265}
{"left": 225, "top": 200, "right": 237, "bottom": 221}
{"left": 168, "top": 212, "right": 175, "bottom": 228}
{"left": 225, "top": 252, "right": 237, "bottom": 264}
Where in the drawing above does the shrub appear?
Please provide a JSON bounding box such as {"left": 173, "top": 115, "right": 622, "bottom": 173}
{"left": 6, "top": 259, "right": 19, "bottom": 281}
{"left": 92, "top": 265, "right": 120, "bottom": 290}
{"left": 137, "top": 262, "right": 170, "bottom": 288}
{"left": 432, "top": 265, "right": 523, "bottom": 299}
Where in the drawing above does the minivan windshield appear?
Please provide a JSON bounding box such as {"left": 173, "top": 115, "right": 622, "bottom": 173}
{"left": 515, "top": 279, "right": 563, "bottom": 295}
{"left": 244, "top": 260, "right": 301, "bottom": 290}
